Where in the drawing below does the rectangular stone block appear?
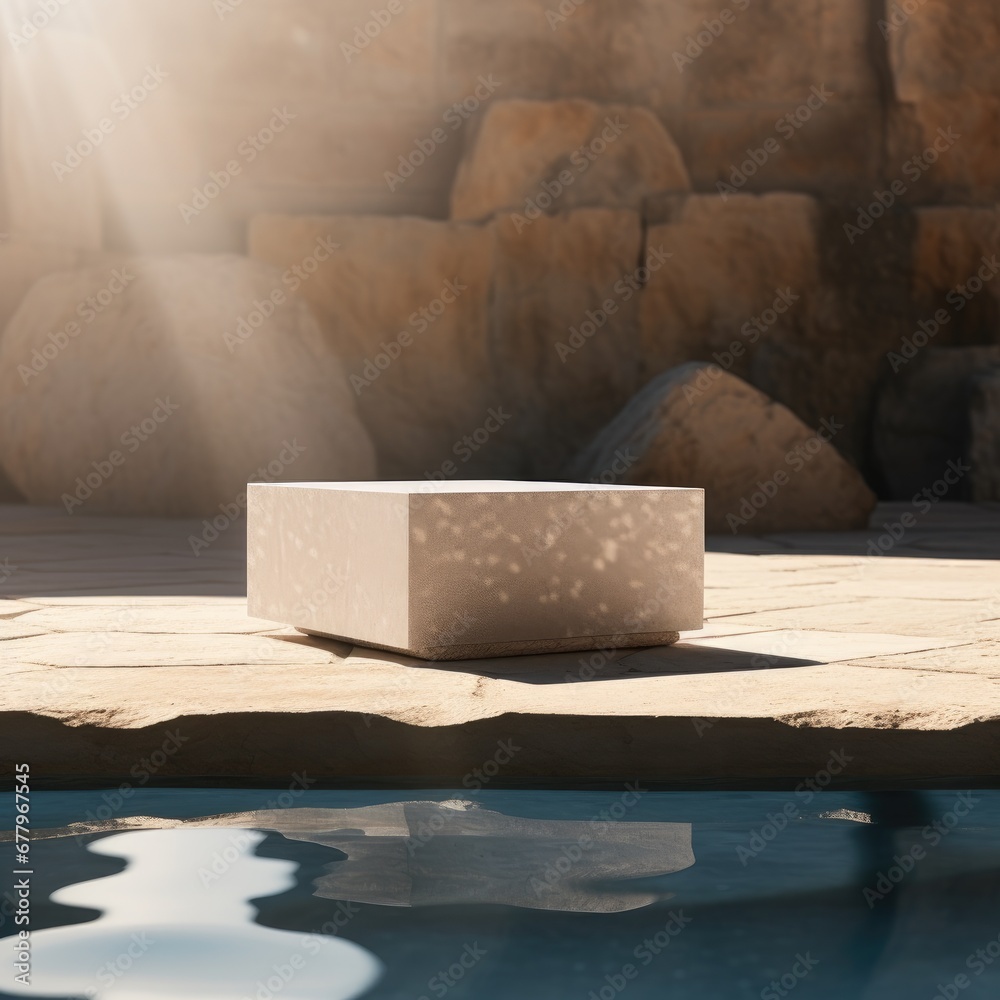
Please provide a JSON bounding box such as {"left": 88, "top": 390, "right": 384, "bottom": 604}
{"left": 247, "top": 481, "right": 704, "bottom": 660}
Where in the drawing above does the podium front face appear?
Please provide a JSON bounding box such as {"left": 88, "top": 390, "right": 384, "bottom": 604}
{"left": 248, "top": 481, "right": 704, "bottom": 660}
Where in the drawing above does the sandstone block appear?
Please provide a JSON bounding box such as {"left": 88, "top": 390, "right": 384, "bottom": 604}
{"left": 913, "top": 207, "right": 1000, "bottom": 333}
{"left": 888, "top": 0, "right": 1000, "bottom": 104}
{"left": 450, "top": 99, "right": 690, "bottom": 221}
{"left": 247, "top": 480, "right": 704, "bottom": 659}
{"left": 568, "top": 363, "right": 875, "bottom": 535}
{"left": 668, "top": 100, "right": 884, "bottom": 199}
{"left": 0, "top": 256, "right": 374, "bottom": 516}
{"left": 640, "top": 193, "right": 819, "bottom": 382}
{"left": 888, "top": 0, "right": 1000, "bottom": 201}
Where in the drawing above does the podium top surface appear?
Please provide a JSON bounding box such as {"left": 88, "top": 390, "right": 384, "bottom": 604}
{"left": 247, "top": 480, "right": 704, "bottom": 495}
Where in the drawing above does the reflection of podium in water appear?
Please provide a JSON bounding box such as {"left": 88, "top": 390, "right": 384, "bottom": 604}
{"left": 264, "top": 800, "right": 695, "bottom": 913}
{"left": 6, "top": 828, "right": 382, "bottom": 1000}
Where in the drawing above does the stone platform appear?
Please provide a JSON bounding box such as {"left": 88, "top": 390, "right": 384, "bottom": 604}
{"left": 0, "top": 503, "right": 998, "bottom": 786}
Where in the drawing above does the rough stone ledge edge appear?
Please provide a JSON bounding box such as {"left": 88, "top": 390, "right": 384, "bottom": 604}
{"left": 2, "top": 712, "right": 998, "bottom": 785}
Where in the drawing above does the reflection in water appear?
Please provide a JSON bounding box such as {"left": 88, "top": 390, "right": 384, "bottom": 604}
{"left": 280, "top": 800, "right": 695, "bottom": 912}
{"left": 4, "top": 791, "right": 1000, "bottom": 999}
{"left": 5, "top": 829, "right": 383, "bottom": 1000}
{"left": 16, "top": 801, "right": 695, "bottom": 915}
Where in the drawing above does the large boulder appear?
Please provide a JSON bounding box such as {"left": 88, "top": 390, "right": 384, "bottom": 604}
{"left": 568, "top": 363, "right": 875, "bottom": 534}
{"left": 0, "top": 256, "right": 374, "bottom": 516}
{"left": 911, "top": 207, "right": 1000, "bottom": 347}
{"left": 450, "top": 99, "right": 690, "bottom": 222}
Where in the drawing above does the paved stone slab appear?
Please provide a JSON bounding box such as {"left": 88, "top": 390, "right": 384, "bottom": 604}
{"left": 15, "top": 605, "right": 283, "bottom": 635}
{"left": 0, "top": 503, "right": 998, "bottom": 783}
{"left": 0, "top": 599, "right": 42, "bottom": 619}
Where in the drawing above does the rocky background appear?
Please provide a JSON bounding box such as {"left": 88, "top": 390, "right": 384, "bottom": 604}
{"left": 0, "top": 0, "right": 997, "bottom": 531}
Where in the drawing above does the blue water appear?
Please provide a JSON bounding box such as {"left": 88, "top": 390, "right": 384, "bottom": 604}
{"left": 2, "top": 788, "right": 999, "bottom": 999}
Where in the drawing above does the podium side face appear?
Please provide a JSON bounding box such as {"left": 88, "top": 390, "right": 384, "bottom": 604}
{"left": 247, "top": 483, "right": 410, "bottom": 650}
{"left": 407, "top": 486, "right": 704, "bottom": 649}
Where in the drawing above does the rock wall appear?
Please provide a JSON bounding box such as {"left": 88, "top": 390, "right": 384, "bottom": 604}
{"left": 2, "top": 0, "right": 992, "bottom": 255}
{"left": 0, "top": 1, "right": 998, "bottom": 506}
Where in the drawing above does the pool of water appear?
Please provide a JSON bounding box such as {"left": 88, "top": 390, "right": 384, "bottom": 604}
{"left": 2, "top": 787, "right": 999, "bottom": 999}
